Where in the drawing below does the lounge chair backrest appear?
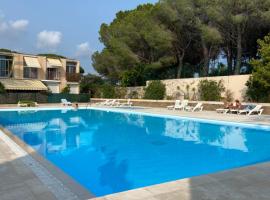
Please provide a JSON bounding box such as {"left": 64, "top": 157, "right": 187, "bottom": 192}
{"left": 61, "top": 99, "right": 67, "bottom": 103}
{"left": 175, "top": 100, "right": 181, "bottom": 107}
{"left": 194, "top": 102, "right": 202, "bottom": 109}
{"left": 182, "top": 100, "right": 189, "bottom": 107}
{"left": 253, "top": 105, "right": 262, "bottom": 111}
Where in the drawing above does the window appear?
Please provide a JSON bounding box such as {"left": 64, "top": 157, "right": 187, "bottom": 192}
{"left": 66, "top": 62, "right": 76, "bottom": 74}
{"left": 0, "top": 55, "right": 12, "bottom": 77}
{"left": 47, "top": 68, "right": 59, "bottom": 80}
{"left": 24, "top": 67, "right": 38, "bottom": 79}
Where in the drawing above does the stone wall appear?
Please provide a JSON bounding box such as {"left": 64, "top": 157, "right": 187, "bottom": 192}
{"left": 126, "top": 86, "right": 145, "bottom": 99}
{"left": 156, "top": 75, "right": 250, "bottom": 101}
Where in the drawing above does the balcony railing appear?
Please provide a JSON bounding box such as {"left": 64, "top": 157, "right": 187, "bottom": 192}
{"left": 46, "top": 71, "right": 60, "bottom": 80}
{"left": 66, "top": 73, "right": 81, "bottom": 82}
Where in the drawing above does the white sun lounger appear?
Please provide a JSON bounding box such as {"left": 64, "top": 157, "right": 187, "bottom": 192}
{"left": 238, "top": 105, "right": 263, "bottom": 115}
{"left": 61, "top": 99, "right": 72, "bottom": 106}
{"left": 117, "top": 99, "right": 133, "bottom": 107}
{"left": 167, "top": 100, "right": 188, "bottom": 110}
{"left": 96, "top": 99, "right": 111, "bottom": 106}
{"left": 216, "top": 108, "right": 230, "bottom": 114}
{"left": 167, "top": 100, "right": 181, "bottom": 110}
{"left": 108, "top": 99, "right": 120, "bottom": 107}
{"left": 186, "top": 102, "right": 203, "bottom": 112}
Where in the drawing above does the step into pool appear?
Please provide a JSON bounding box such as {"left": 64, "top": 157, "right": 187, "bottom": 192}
{"left": 0, "top": 108, "right": 269, "bottom": 196}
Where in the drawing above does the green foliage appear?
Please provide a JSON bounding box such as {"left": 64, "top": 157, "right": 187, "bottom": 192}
{"left": 115, "top": 87, "right": 127, "bottom": 99}
{"left": 61, "top": 86, "right": 70, "bottom": 94}
{"left": 0, "top": 48, "right": 18, "bottom": 53}
{"left": 37, "top": 53, "right": 66, "bottom": 59}
{"left": 198, "top": 80, "right": 225, "bottom": 101}
{"left": 80, "top": 66, "right": 85, "bottom": 74}
{"left": 246, "top": 34, "right": 270, "bottom": 102}
{"left": 101, "top": 84, "right": 116, "bottom": 98}
{"left": 121, "top": 65, "right": 147, "bottom": 87}
{"left": 144, "top": 80, "right": 166, "bottom": 100}
{"left": 92, "top": 3, "right": 174, "bottom": 80}
{"left": 0, "top": 82, "right": 5, "bottom": 94}
{"left": 224, "top": 89, "right": 234, "bottom": 102}
{"left": 18, "top": 100, "right": 36, "bottom": 107}
{"left": 79, "top": 74, "right": 104, "bottom": 97}
{"left": 129, "top": 91, "right": 139, "bottom": 99}
{"left": 92, "top": 0, "right": 270, "bottom": 85}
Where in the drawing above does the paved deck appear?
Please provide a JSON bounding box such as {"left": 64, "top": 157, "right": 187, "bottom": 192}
{"left": 0, "top": 135, "right": 58, "bottom": 200}
{"left": 0, "top": 106, "right": 270, "bottom": 200}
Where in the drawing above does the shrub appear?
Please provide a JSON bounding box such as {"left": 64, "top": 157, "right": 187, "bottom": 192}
{"left": 223, "top": 89, "right": 234, "bottom": 102}
{"left": 115, "top": 87, "right": 127, "bottom": 99}
{"left": 18, "top": 100, "right": 36, "bottom": 107}
{"left": 0, "top": 82, "right": 5, "bottom": 94}
{"left": 61, "top": 86, "right": 70, "bottom": 94}
{"left": 144, "top": 80, "right": 166, "bottom": 100}
{"left": 101, "top": 84, "right": 116, "bottom": 98}
{"left": 128, "top": 91, "right": 139, "bottom": 99}
{"left": 246, "top": 34, "right": 270, "bottom": 102}
{"left": 198, "top": 80, "right": 225, "bottom": 101}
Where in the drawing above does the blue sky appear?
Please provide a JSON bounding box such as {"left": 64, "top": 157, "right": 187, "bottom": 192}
{"left": 0, "top": 0, "right": 158, "bottom": 73}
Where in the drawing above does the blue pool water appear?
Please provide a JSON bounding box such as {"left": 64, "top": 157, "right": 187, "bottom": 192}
{"left": 0, "top": 108, "right": 270, "bottom": 196}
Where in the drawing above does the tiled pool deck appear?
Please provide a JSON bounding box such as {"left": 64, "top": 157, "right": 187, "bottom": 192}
{"left": 0, "top": 105, "right": 270, "bottom": 200}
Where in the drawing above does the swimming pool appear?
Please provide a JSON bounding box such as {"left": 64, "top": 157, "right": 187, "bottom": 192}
{"left": 0, "top": 108, "right": 270, "bottom": 196}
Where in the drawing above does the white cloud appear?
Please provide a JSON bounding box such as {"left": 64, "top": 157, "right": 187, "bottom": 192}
{"left": 37, "top": 30, "right": 62, "bottom": 49}
{"left": 76, "top": 42, "right": 91, "bottom": 58}
{"left": 10, "top": 20, "right": 29, "bottom": 31}
{"left": 0, "top": 12, "right": 29, "bottom": 34}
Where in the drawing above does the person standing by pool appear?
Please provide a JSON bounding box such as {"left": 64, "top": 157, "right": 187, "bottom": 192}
{"left": 73, "top": 103, "right": 79, "bottom": 110}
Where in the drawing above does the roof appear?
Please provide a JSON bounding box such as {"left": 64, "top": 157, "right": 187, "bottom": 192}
{"left": 0, "top": 79, "right": 48, "bottom": 91}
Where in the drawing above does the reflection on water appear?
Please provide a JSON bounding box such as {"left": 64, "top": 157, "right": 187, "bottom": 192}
{"left": 0, "top": 109, "right": 269, "bottom": 196}
{"left": 164, "top": 119, "right": 248, "bottom": 152}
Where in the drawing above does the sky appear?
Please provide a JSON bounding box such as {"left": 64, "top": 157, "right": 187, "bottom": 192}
{"left": 0, "top": 0, "right": 158, "bottom": 73}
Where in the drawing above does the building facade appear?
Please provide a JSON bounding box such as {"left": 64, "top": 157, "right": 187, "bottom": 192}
{"left": 0, "top": 51, "right": 81, "bottom": 94}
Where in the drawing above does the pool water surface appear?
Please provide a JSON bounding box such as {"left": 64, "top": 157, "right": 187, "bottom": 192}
{"left": 0, "top": 108, "right": 269, "bottom": 196}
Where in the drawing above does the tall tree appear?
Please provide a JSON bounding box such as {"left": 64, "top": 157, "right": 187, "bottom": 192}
{"left": 92, "top": 4, "right": 174, "bottom": 80}
{"left": 156, "top": 0, "right": 198, "bottom": 78}
{"left": 208, "top": 0, "right": 270, "bottom": 74}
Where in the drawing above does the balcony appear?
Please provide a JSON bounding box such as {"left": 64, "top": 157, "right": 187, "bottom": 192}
{"left": 66, "top": 73, "right": 81, "bottom": 82}
{"left": 46, "top": 69, "right": 60, "bottom": 81}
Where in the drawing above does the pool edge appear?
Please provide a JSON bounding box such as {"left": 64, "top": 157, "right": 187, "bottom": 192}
{"left": 0, "top": 125, "right": 95, "bottom": 200}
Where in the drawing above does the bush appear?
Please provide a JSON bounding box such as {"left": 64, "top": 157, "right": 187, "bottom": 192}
{"left": 144, "top": 80, "right": 166, "bottom": 100}
{"left": 0, "top": 82, "right": 5, "bottom": 94}
{"left": 246, "top": 34, "right": 270, "bottom": 102}
{"left": 61, "top": 86, "right": 70, "bottom": 94}
{"left": 101, "top": 84, "right": 116, "bottom": 98}
{"left": 198, "top": 80, "right": 225, "bottom": 101}
{"left": 115, "top": 87, "right": 127, "bottom": 99}
{"left": 18, "top": 100, "right": 36, "bottom": 107}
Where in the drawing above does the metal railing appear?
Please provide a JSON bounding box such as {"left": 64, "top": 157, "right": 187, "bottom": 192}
{"left": 46, "top": 70, "right": 60, "bottom": 80}
{"left": 66, "top": 73, "right": 81, "bottom": 82}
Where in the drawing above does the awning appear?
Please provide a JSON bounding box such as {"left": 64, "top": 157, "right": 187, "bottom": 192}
{"left": 47, "top": 58, "right": 62, "bottom": 68}
{"left": 24, "top": 57, "right": 41, "bottom": 68}
{"left": 0, "top": 79, "right": 48, "bottom": 91}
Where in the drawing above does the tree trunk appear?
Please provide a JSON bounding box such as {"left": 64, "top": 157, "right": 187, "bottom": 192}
{"left": 202, "top": 39, "right": 210, "bottom": 77}
{"left": 235, "top": 25, "right": 242, "bottom": 75}
{"left": 176, "top": 54, "right": 184, "bottom": 78}
{"left": 226, "top": 46, "right": 233, "bottom": 75}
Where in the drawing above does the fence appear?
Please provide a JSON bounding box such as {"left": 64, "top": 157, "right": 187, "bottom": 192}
{"left": 0, "top": 92, "right": 90, "bottom": 104}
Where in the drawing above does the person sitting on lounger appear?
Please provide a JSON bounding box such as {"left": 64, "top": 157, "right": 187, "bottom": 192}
{"left": 230, "top": 100, "right": 242, "bottom": 109}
